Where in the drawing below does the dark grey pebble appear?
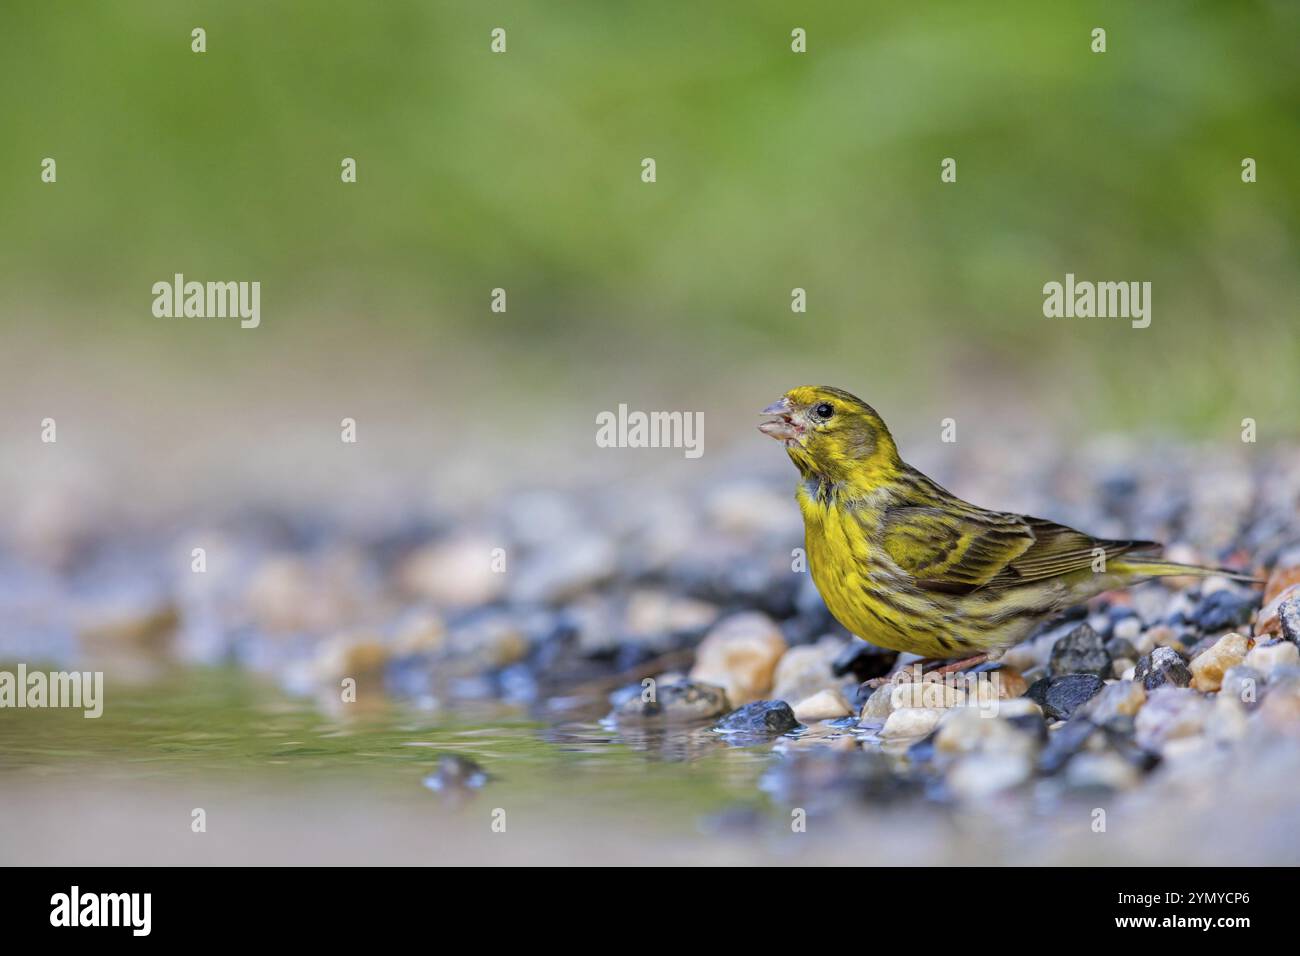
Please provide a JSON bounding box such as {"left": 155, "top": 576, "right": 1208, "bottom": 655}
{"left": 1038, "top": 718, "right": 1099, "bottom": 775}
{"left": 1134, "top": 646, "right": 1192, "bottom": 690}
{"left": 1026, "top": 674, "right": 1106, "bottom": 720}
{"left": 714, "top": 700, "right": 799, "bottom": 735}
{"left": 616, "top": 681, "right": 730, "bottom": 723}
{"left": 1105, "top": 636, "right": 1138, "bottom": 661}
{"left": 831, "top": 637, "right": 899, "bottom": 681}
{"left": 1194, "top": 589, "right": 1258, "bottom": 633}
{"left": 1049, "top": 623, "right": 1111, "bottom": 679}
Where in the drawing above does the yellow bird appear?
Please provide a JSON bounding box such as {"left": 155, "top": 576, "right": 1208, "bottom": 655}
{"left": 760, "top": 385, "right": 1254, "bottom": 670}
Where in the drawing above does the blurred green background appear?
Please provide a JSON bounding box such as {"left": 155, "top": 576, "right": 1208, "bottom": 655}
{"left": 2, "top": 0, "right": 1297, "bottom": 440}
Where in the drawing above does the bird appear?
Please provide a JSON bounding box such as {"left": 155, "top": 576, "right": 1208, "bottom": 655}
{"left": 759, "top": 385, "right": 1256, "bottom": 672}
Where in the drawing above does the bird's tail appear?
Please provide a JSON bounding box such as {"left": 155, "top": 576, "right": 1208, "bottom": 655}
{"left": 1111, "top": 559, "right": 1262, "bottom": 584}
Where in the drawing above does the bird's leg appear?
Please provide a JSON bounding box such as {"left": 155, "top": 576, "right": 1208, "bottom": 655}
{"left": 920, "top": 653, "right": 991, "bottom": 676}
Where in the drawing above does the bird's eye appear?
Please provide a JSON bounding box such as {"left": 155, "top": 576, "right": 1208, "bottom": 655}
{"left": 814, "top": 402, "right": 834, "bottom": 420}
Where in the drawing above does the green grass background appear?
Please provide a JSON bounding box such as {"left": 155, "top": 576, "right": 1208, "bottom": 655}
{"left": 2, "top": 1, "right": 1297, "bottom": 434}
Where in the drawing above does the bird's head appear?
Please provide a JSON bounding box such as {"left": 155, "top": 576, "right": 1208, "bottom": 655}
{"left": 759, "top": 385, "right": 900, "bottom": 485}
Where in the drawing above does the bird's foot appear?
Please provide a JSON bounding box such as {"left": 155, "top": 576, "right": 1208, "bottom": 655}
{"left": 919, "top": 653, "right": 991, "bottom": 677}
{"left": 873, "top": 652, "right": 994, "bottom": 688}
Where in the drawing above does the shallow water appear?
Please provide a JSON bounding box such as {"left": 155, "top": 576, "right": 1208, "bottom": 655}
{"left": 0, "top": 667, "right": 809, "bottom": 865}
{"left": 4, "top": 667, "right": 1300, "bottom": 866}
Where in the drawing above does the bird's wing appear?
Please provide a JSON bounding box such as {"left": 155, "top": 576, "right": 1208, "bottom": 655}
{"left": 1003, "top": 518, "right": 1160, "bottom": 586}
{"left": 880, "top": 505, "right": 1035, "bottom": 591}
{"left": 882, "top": 508, "right": 1159, "bottom": 594}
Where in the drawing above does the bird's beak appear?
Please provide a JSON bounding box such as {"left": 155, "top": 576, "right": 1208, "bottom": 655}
{"left": 759, "top": 397, "right": 803, "bottom": 442}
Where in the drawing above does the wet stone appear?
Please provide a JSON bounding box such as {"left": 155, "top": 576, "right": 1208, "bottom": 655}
{"left": 1135, "top": 646, "right": 1192, "bottom": 690}
{"left": 615, "top": 681, "right": 730, "bottom": 723}
{"left": 858, "top": 682, "right": 896, "bottom": 723}
{"left": 1025, "top": 674, "right": 1105, "bottom": 720}
{"left": 1049, "top": 623, "right": 1111, "bottom": 679}
{"left": 714, "top": 700, "right": 799, "bottom": 735}
{"left": 880, "top": 707, "right": 946, "bottom": 739}
{"left": 792, "top": 688, "right": 852, "bottom": 722}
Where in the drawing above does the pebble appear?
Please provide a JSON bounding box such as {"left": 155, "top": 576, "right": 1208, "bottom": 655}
{"left": 771, "top": 637, "right": 845, "bottom": 704}
{"left": 312, "top": 633, "right": 389, "bottom": 686}
{"left": 1193, "top": 589, "right": 1257, "bottom": 633}
{"left": 1279, "top": 595, "right": 1300, "bottom": 644}
{"left": 793, "top": 688, "right": 853, "bottom": 722}
{"left": 1142, "top": 624, "right": 1179, "bottom": 654}
{"left": 1263, "top": 564, "right": 1300, "bottom": 604}
{"left": 1244, "top": 639, "right": 1300, "bottom": 675}
{"left": 714, "top": 700, "right": 799, "bottom": 735}
{"left": 934, "top": 699, "right": 1045, "bottom": 757}
{"left": 1081, "top": 679, "right": 1146, "bottom": 723}
{"left": 947, "top": 752, "right": 1033, "bottom": 800}
{"left": 398, "top": 535, "right": 505, "bottom": 607}
{"left": 77, "top": 601, "right": 180, "bottom": 655}
{"left": 1048, "top": 623, "right": 1111, "bottom": 678}
{"left": 1134, "top": 688, "right": 1211, "bottom": 751}
{"left": 1188, "top": 632, "right": 1249, "bottom": 692}
{"left": 1220, "top": 665, "right": 1263, "bottom": 705}
{"left": 1257, "top": 673, "right": 1300, "bottom": 726}
{"left": 1038, "top": 717, "right": 1102, "bottom": 775}
{"left": 615, "top": 681, "right": 730, "bottom": 723}
{"left": 446, "top": 615, "right": 530, "bottom": 669}
{"left": 244, "top": 553, "right": 362, "bottom": 634}
{"left": 1104, "top": 635, "right": 1138, "bottom": 661}
{"left": 689, "top": 612, "right": 788, "bottom": 706}
{"left": 1255, "top": 585, "right": 1300, "bottom": 641}
{"left": 623, "top": 590, "right": 719, "bottom": 644}
{"left": 859, "top": 683, "right": 896, "bottom": 723}
{"left": 1134, "top": 646, "right": 1192, "bottom": 690}
{"left": 509, "top": 534, "right": 617, "bottom": 604}
{"left": 1025, "top": 674, "right": 1105, "bottom": 720}
{"left": 1065, "top": 751, "right": 1141, "bottom": 790}
{"left": 830, "top": 638, "right": 898, "bottom": 682}
{"left": 1205, "top": 695, "right": 1250, "bottom": 743}
{"left": 890, "top": 682, "right": 971, "bottom": 709}
{"left": 879, "top": 707, "right": 946, "bottom": 739}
